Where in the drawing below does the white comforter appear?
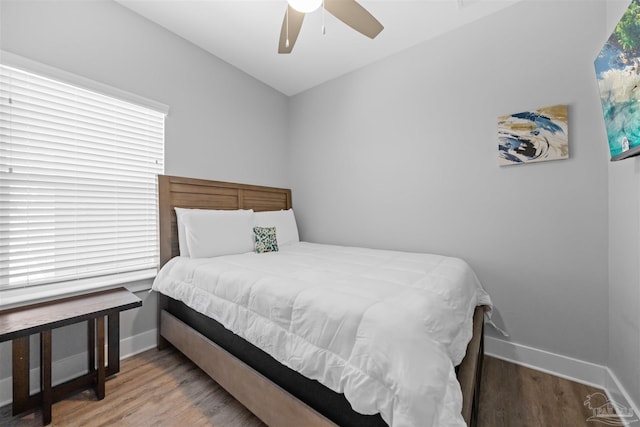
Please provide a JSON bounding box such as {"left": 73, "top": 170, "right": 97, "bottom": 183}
{"left": 152, "top": 242, "right": 491, "bottom": 427}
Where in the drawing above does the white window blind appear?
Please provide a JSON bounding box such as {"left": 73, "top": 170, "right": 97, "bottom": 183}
{"left": 0, "top": 64, "right": 165, "bottom": 291}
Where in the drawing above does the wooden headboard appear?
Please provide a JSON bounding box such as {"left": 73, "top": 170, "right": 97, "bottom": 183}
{"left": 158, "top": 175, "right": 292, "bottom": 267}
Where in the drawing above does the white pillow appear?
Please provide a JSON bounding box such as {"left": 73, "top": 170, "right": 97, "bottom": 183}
{"left": 175, "top": 208, "right": 254, "bottom": 258}
{"left": 254, "top": 209, "right": 300, "bottom": 246}
{"left": 175, "top": 207, "right": 197, "bottom": 257}
{"left": 175, "top": 207, "right": 224, "bottom": 257}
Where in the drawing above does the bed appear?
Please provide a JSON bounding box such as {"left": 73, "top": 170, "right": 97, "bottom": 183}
{"left": 153, "top": 174, "right": 489, "bottom": 427}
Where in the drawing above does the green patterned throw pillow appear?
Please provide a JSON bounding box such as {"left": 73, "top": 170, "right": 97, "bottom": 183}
{"left": 253, "top": 226, "right": 278, "bottom": 253}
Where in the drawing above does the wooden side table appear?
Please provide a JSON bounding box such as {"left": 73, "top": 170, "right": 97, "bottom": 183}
{"left": 0, "top": 287, "right": 142, "bottom": 425}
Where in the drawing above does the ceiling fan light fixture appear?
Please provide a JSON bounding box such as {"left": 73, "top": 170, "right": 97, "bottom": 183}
{"left": 279, "top": 0, "right": 383, "bottom": 54}
{"left": 288, "top": 0, "right": 322, "bottom": 14}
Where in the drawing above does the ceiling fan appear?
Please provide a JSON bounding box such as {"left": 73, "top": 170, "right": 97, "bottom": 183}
{"left": 278, "top": 0, "right": 384, "bottom": 54}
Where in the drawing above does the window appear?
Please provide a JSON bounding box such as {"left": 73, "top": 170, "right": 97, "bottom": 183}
{"left": 0, "top": 64, "right": 165, "bottom": 298}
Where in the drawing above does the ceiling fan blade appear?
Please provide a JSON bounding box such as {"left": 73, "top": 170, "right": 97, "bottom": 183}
{"left": 324, "top": 0, "right": 383, "bottom": 39}
{"left": 278, "top": 5, "right": 305, "bottom": 54}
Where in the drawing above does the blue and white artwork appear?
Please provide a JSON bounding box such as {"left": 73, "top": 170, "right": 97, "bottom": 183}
{"left": 498, "top": 105, "right": 569, "bottom": 166}
{"left": 594, "top": 0, "right": 640, "bottom": 160}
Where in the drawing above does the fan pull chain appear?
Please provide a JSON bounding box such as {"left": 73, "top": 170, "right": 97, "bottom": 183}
{"left": 321, "top": 0, "right": 326, "bottom": 35}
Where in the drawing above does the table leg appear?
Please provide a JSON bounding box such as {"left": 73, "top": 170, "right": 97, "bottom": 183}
{"left": 107, "top": 313, "right": 120, "bottom": 376}
{"left": 96, "top": 316, "right": 105, "bottom": 400}
{"left": 41, "top": 330, "right": 52, "bottom": 425}
{"left": 88, "top": 318, "right": 95, "bottom": 373}
{"left": 12, "top": 336, "right": 30, "bottom": 416}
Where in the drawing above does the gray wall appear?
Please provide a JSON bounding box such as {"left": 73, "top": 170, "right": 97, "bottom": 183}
{"left": 606, "top": 0, "right": 640, "bottom": 410}
{"left": 288, "top": 1, "right": 610, "bottom": 365}
{"left": 0, "top": 0, "right": 288, "bottom": 385}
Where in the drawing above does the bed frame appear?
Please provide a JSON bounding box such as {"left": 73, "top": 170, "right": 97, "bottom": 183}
{"left": 156, "top": 174, "right": 485, "bottom": 427}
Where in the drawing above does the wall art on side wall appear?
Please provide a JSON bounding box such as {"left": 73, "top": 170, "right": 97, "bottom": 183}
{"left": 594, "top": 0, "right": 640, "bottom": 161}
{"left": 497, "top": 104, "right": 569, "bottom": 166}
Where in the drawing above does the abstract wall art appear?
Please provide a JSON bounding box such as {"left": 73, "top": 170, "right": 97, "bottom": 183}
{"left": 497, "top": 104, "right": 569, "bottom": 166}
{"left": 594, "top": 0, "right": 640, "bottom": 161}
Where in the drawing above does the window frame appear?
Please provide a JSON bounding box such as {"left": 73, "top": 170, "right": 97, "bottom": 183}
{"left": 0, "top": 51, "right": 169, "bottom": 309}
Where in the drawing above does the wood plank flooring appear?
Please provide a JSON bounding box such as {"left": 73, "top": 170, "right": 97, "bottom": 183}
{"left": 0, "top": 349, "right": 619, "bottom": 426}
{"left": 477, "top": 357, "right": 616, "bottom": 427}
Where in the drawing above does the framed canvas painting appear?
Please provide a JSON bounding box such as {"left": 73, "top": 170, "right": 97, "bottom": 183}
{"left": 594, "top": 0, "right": 640, "bottom": 161}
{"left": 498, "top": 104, "right": 569, "bottom": 166}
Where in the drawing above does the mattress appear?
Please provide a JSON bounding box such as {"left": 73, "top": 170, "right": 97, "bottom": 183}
{"left": 152, "top": 242, "right": 492, "bottom": 427}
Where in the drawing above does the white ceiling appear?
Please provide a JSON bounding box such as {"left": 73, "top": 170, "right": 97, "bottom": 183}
{"left": 115, "top": 0, "right": 520, "bottom": 96}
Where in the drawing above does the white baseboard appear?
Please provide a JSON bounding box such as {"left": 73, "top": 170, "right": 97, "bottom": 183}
{"left": 605, "top": 367, "right": 640, "bottom": 427}
{"left": 0, "top": 328, "right": 157, "bottom": 408}
{"left": 119, "top": 328, "right": 158, "bottom": 359}
{"left": 485, "top": 335, "right": 608, "bottom": 388}
{"left": 486, "top": 336, "right": 639, "bottom": 426}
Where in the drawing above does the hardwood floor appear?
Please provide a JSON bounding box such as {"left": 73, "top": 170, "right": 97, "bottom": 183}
{"left": 477, "top": 357, "right": 616, "bottom": 427}
{"left": 0, "top": 349, "right": 618, "bottom": 426}
{"left": 0, "top": 349, "right": 264, "bottom": 427}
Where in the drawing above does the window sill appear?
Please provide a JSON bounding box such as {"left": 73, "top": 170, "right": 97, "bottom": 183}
{"left": 0, "top": 269, "right": 156, "bottom": 310}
